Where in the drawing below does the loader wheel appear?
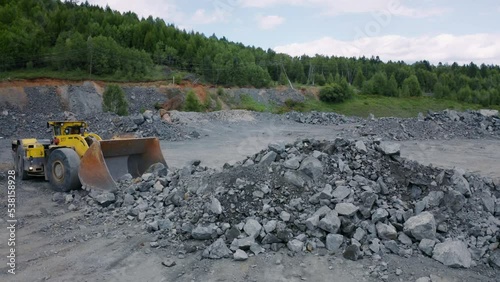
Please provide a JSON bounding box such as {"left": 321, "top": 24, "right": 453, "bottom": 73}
{"left": 16, "top": 155, "right": 29, "bottom": 180}
{"left": 47, "top": 148, "right": 81, "bottom": 192}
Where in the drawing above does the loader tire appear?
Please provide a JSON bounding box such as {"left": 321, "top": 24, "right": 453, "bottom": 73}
{"left": 47, "top": 148, "right": 81, "bottom": 192}
{"left": 16, "top": 155, "right": 29, "bottom": 180}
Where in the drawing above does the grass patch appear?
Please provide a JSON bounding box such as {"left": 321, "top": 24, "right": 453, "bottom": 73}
{"left": 235, "top": 94, "right": 269, "bottom": 112}
{"left": 297, "top": 94, "right": 500, "bottom": 118}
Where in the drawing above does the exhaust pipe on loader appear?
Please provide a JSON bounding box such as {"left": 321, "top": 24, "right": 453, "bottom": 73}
{"left": 78, "top": 138, "right": 166, "bottom": 191}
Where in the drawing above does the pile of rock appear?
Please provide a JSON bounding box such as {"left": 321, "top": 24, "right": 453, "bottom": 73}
{"left": 286, "top": 111, "right": 361, "bottom": 125}
{"left": 70, "top": 138, "right": 500, "bottom": 269}
{"left": 360, "top": 109, "right": 500, "bottom": 141}
{"left": 0, "top": 107, "right": 193, "bottom": 141}
{"left": 286, "top": 109, "right": 500, "bottom": 141}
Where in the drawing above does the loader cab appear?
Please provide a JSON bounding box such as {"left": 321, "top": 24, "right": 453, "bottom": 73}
{"left": 47, "top": 121, "right": 88, "bottom": 137}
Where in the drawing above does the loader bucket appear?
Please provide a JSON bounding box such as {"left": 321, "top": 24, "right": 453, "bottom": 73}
{"left": 78, "top": 138, "right": 166, "bottom": 191}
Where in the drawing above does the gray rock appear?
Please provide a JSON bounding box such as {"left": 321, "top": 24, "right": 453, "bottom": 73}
{"left": 122, "top": 194, "right": 135, "bottom": 206}
{"left": 305, "top": 215, "right": 320, "bottom": 231}
{"left": 225, "top": 227, "right": 241, "bottom": 242}
{"left": 153, "top": 181, "right": 164, "bottom": 192}
{"left": 335, "top": 203, "right": 359, "bottom": 216}
{"left": 264, "top": 220, "right": 277, "bottom": 233}
{"left": 332, "top": 186, "right": 351, "bottom": 200}
{"left": 318, "top": 211, "right": 341, "bottom": 234}
{"left": 319, "top": 184, "right": 333, "bottom": 199}
{"left": 268, "top": 141, "right": 286, "bottom": 153}
{"left": 451, "top": 170, "right": 471, "bottom": 196}
{"left": 419, "top": 239, "right": 436, "bottom": 256}
{"left": 403, "top": 212, "right": 436, "bottom": 241}
{"left": 287, "top": 239, "right": 304, "bottom": 252}
{"left": 423, "top": 191, "right": 444, "bottom": 208}
{"left": 244, "top": 219, "right": 262, "bottom": 238}
{"left": 480, "top": 192, "right": 496, "bottom": 214}
{"left": 284, "top": 171, "right": 306, "bottom": 187}
{"left": 488, "top": 249, "right": 500, "bottom": 269}
{"left": 376, "top": 222, "right": 397, "bottom": 240}
{"left": 398, "top": 233, "right": 413, "bottom": 246}
{"left": 326, "top": 234, "right": 344, "bottom": 252}
{"left": 192, "top": 224, "right": 217, "bottom": 240}
{"left": 280, "top": 211, "right": 291, "bottom": 222}
{"left": 158, "top": 219, "right": 173, "bottom": 231}
{"left": 147, "top": 221, "right": 159, "bottom": 232}
{"left": 210, "top": 197, "right": 223, "bottom": 214}
{"left": 479, "top": 109, "right": 499, "bottom": 117}
{"left": 262, "top": 234, "right": 281, "bottom": 244}
{"left": 415, "top": 277, "right": 431, "bottom": 282}
{"left": 260, "top": 151, "right": 278, "bottom": 166}
{"left": 143, "top": 110, "right": 153, "bottom": 120}
{"left": 353, "top": 228, "right": 366, "bottom": 242}
{"left": 233, "top": 249, "right": 248, "bottom": 261}
{"left": 131, "top": 113, "right": 145, "bottom": 125}
{"left": 162, "top": 258, "right": 176, "bottom": 267}
{"left": 372, "top": 208, "right": 389, "bottom": 223}
{"left": 384, "top": 240, "right": 400, "bottom": 254}
{"left": 202, "top": 238, "right": 232, "bottom": 259}
{"left": 284, "top": 157, "right": 301, "bottom": 170}
{"left": 446, "top": 109, "right": 460, "bottom": 121}
{"left": 444, "top": 190, "right": 466, "bottom": 212}
{"left": 378, "top": 142, "right": 401, "bottom": 155}
{"left": 361, "top": 191, "right": 378, "bottom": 209}
{"left": 343, "top": 244, "right": 362, "bottom": 261}
{"left": 236, "top": 237, "right": 255, "bottom": 250}
{"left": 92, "top": 192, "right": 116, "bottom": 207}
{"left": 355, "top": 140, "right": 367, "bottom": 153}
{"left": 299, "top": 156, "right": 323, "bottom": 181}
{"left": 432, "top": 240, "right": 472, "bottom": 268}
{"left": 250, "top": 243, "right": 265, "bottom": 255}
{"left": 369, "top": 238, "right": 381, "bottom": 253}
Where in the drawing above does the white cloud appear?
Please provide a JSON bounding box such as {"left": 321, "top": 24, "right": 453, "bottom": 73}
{"left": 189, "top": 9, "right": 227, "bottom": 25}
{"left": 86, "top": 0, "right": 228, "bottom": 29}
{"left": 241, "top": 0, "right": 447, "bottom": 18}
{"left": 86, "top": 0, "right": 183, "bottom": 22}
{"left": 256, "top": 15, "right": 286, "bottom": 30}
{"left": 274, "top": 34, "right": 500, "bottom": 65}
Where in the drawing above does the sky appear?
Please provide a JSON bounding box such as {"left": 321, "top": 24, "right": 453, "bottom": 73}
{"left": 85, "top": 0, "right": 500, "bottom": 65}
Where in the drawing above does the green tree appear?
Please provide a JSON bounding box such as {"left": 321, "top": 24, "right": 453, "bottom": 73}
{"left": 386, "top": 74, "right": 399, "bottom": 97}
{"left": 315, "top": 73, "right": 326, "bottom": 86}
{"left": 183, "top": 90, "right": 202, "bottom": 112}
{"left": 372, "top": 72, "right": 388, "bottom": 95}
{"left": 102, "top": 84, "right": 128, "bottom": 116}
{"left": 433, "top": 82, "right": 451, "bottom": 99}
{"left": 456, "top": 86, "right": 473, "bottom": 103}
{"left": 319, "top": 83, "right": 352, "bottom": 103}
{"left": 353, "top": 67, "right": 365, "bottom": 89}
{"left": 402, "top": 75, "right": 422, "bottom": 97}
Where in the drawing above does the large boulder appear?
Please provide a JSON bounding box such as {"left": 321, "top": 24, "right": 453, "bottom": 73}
{"left": 377, "top": 142, "right": 401, "bottom": 155}
{"left": 299, "top": 156, "right": 323, "bottom": 182}
{"left": 202, "top": 238, "right": 232, "bottom": 259}
{"left": 403, "top": 212, "right": 436, "bottom": 241}
{"left": 432, "top": 240, "right": 472, "bottom": 268}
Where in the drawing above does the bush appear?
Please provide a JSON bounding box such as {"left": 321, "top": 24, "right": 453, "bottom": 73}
{"left": 102, "top": 84, "right": 128, "bottom": 116}
{"left": 319, "top": 83, "right": 352, "bottom": 103}
{"left": 183, "top": 90, "right": 202, "bottom": 112}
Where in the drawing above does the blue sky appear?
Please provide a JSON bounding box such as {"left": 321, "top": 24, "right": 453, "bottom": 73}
{"left": 87, "top": 0, "right": 500, "bottom": 65}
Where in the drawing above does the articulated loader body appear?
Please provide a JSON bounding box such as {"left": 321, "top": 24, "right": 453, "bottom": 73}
{"left": 12, "top": 121, "right": 166, "bottom": 192}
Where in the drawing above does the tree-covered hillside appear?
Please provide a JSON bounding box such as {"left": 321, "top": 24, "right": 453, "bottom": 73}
{"left": 1, "top": 0, "right": 500, "bottom": 106}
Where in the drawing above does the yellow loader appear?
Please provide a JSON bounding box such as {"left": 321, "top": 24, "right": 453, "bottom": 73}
{"left": 11, "top": 121, "right": 166, "bottom": 192}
